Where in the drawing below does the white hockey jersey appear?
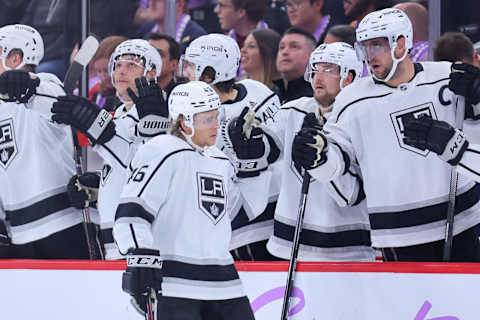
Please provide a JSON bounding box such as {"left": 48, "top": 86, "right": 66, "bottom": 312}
{"left": 113, "top": 135, "right": 263, "bottom": 300}
{"left": 216, "top": 79, "right": 282, "bottom": 251}
{"left": 310, "top": 62, "right": 480, "bottom": 248}
{"left": 93, "top": 103, "right": 146, "bottom": 259}
{"left": 0, "top": 74, "right": 87, "bottom": 244}
{"left": 266, "top": 97, "right": 374, "bottom": 261}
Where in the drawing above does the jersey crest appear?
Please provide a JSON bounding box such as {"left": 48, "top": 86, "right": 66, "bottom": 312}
{"left": 390, "top": 102, "right": 437, "bottom": 156}
{"left": 0, "top": 118, "right": 17, "bottom": 169}
{"left": 197, "top": 172, "right": 226, "bottom": 224}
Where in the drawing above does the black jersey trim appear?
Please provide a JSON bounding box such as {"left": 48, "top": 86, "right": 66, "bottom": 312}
{"left": 100, "top": 144, "right": 128, "bottom": 169}
{"left": 115, "top": 133, "right": 132, "bottom": 144}
{"left": 416, "top": 77, "right": 449, "bottom": 87}
{"left": 101, "top": 227, "right": 114, "bottom": 244}
{"left": 459, "top": 163, "right": 480, "bottom": 177}
{"left": 279, "top": 106, "right": 308, "bottom": 115}
{"left": 231, "top": 202, "right": 276, "bottom": 231}
{"left": 129, "top": 224, "right": 139, "bottom": 248}
{"left": 162, "top": 260, "right": 240, "bottom": 282}
{"left": 466, "top": 148, "right": 480, "bottom": 155}
{"left": 254, "top": 92, "right": 277, "bottom": 113}
{"left": 138, "top": 148, "right": 194, "bottom": 197}
{"left": 329, "top": 181, "right": 348, "bottom": 206}
{"left": 126, "top": 114, "right": 139, "bottom": 123}
{"left": 369, "top": 184, "right": 480, "bottom": 230}
{"left": 336, "top": 92, "right": 393, "bottom": 122}
{"left": 274, "top": 220, "right": 371, "bottom": 248}
{"left": 222, "top": 83, "right": 247, "bottom": 104}
{"left": 115, "top": 202, "right": 155, "bottom": 224}
{"left": 331, "top": 142, "right": 351, "bottom": 175}
{"left": 6, "top": 192, "right": 71, "bottom": 227}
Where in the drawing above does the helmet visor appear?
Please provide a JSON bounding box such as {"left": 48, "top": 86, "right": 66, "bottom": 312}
{"left": 179, "top": 55, "right": 197, "bottom": 81}
{"left": 355, "top": 38, "right": 390, "bottom": 61}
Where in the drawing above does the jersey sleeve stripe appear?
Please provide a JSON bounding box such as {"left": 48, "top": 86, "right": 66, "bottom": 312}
{"left": 99, "top": 144, "right": 128, "bottom": 169}
{"left": 459, "top": 163, "right": 480, "bottom": 177}
{"left": 416, "top": 77, "right": 449, "bottom": 87}
{"left": 129, "top": 224, "right": 140, "bottom": 249}
{"left": 115, "top": 202, "right": 155, "bottom": 224}
{"left": 336, "top": 92, "right": 393, "bottom": 122}
{"left": 254, "top": 92, "right": 277, "bottom": 113}
{"left": 137, "top": 148, "right": 195, "bottom": 197}
{"left": 126, "top": 114, "right": 139, "bottom": 123}
{"left": 279, "top": 106, "right": 308, "bottom": 115}
{"left": 6, "top": 191, "right": 71, "bottom": 226}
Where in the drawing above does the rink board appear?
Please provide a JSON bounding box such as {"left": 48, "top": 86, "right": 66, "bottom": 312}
{"left": 0, "top": 260, "right": 479, "bottom": 319}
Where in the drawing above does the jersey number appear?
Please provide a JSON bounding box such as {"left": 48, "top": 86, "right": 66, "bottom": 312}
{"left": 128, "top": 165, "right": 149, "bottom": 183}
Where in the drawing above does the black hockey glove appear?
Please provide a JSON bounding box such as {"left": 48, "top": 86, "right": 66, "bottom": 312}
{"left": 122, "top": 248, "right": 162, "bottom": 314}
{"left": 449, "top": 62, "right": 480, "bottom": 106}
{"left": 0, "top": 70, "right": 40, "bottom": 103}
{"left": 0, "top": 220, "right": 10, "bottom": 246}
{"left": 403, "top": 114, "right": 468, "bottom": 165}
{"left": 127, "top": 77, "right": 169, "bottom": 137}
{"left": 51, "top": 95, "right": 116, "bottom": 145}
{"left": 67, "top": 172, "right": 100, "bottom": 209}
{"left": 301, "top": 112, "right": 325, "bottom": 130}
{"left": 228, "top": 107, "right": 272, "bottom": 177}
{"left": 292, "top": 127, "right": 328, "bottom": 170}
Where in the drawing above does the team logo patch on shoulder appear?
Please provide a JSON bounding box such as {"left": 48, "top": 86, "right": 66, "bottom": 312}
{"left": 0, "top": 118, "right": 17, "bottom": 169}
{"left": 197, "top": 172, "right": 226, "bottom": 224}
{"left": 390, "top": 102, "right": 437, "bottom": 156}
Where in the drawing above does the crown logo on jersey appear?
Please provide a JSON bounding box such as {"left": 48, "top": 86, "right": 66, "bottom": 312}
{"left": 390, "top": 102, "right": 437, "bottom": 156}
{"left": 197, "top": 173, "right": 226, "bottom": 225}
{"left": 0, "top": 119, "right": 17, "bottom": 169}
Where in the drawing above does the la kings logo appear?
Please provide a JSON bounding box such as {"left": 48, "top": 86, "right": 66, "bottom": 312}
{"left": 0, "top": 119, "right": 17, "bottom": 169}
{"left": 390, "top": 102, "right": 437, "bottom": 156}
{"left": 197, "top": 172, "right": 226, "bottom": 224}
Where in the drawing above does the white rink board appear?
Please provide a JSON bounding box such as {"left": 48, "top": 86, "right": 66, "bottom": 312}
{"left": 0, "top": 261, "right": 478, "bottom": 319}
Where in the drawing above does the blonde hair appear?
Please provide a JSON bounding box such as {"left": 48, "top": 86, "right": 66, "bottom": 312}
{"left": 170, "top": 115, "right": 185, "bottom": 138}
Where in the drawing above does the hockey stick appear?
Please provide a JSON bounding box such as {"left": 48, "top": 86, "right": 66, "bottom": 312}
{"left": 64, "top": 36, "right": 104, "bottom": 260}
{"left": 443, "top": 95, "right": 465, "bottom": 261}
{"left": 145, "top": 288, "right": 158, "bottom": 320}
{"left": 280, "top": 170, "right": 311, "bottom": 320}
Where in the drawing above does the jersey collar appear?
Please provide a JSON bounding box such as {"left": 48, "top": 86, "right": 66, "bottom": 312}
{"left": 373, "top": 63, "right": 424, "bottom": 88}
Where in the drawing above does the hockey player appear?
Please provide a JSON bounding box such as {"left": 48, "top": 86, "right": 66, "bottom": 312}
{"left": 51, "top": 39, "right": 169, "bottom": 259}
{"left": 113, "top": 81, "right": 256, "bottom": 320}
{"left": 291, "top": 8, "right": 480, "bottom": 261}
{"left": 265, "top": 42, "right": 374, "bottom": 261}
{"left": 180, "top": 33, "right": 282, "bottom": 260}
{"left": 0, "top": 24, "right": 91, "bottom": 258}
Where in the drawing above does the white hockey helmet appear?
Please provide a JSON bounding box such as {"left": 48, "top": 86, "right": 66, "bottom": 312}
{"left": 0, "top": 24, "right": 44, "bottom": 70}
{"left": 169, "top": 80, "right": 221, "bottom": 136}
{"left": 180, "top": 34, "right": 240, "bottom": 85}
{"left": 305, "top": 42, "right": 363, "bottom": 89}
{"left": 108, "top": 39, "right": 162, "bottom": 83}
{"left": 355, "top": 8, "right": 413, "bottom": 82}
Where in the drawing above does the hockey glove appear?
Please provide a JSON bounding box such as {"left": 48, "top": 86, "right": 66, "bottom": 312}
{"left": 403, "top": 114, "right": 468, "bottom": 165}
{"left": 292, "top": 128, "right": 328, "bottom": 170}
{"left": 122, "top": 248, "right": 162, "bottom": 314}
{"left": 301, "top": 112, "right": 325, "bottom": 130}
{"left": 51, "top": 95, "right": 116, "bottom": 145}
{"left": 228, "top": 107, "right": 272, "bottom": 177}
{"left": 0, "top": 70, "right": 40, "bottom": 103}
{"left": 127, "top": 77, "right": 169, "bottom": 137}
{"left": 0, "top": 220, "right": 10, "bottom": 246}
{"left": 67, "top": 172, "right": 100, "bottom": 209}
{"left": 449, "top": 62, "right": 480, "bottom": 106}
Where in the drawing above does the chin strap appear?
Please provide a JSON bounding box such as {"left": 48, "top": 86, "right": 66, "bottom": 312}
{"left": 180, "top": 131, "right": 205, "bottom": 154}
{"left": 371, "top": 43, "right": 409, "bottom": 83}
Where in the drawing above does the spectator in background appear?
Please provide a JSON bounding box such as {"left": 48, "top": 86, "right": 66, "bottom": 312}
{"left": 285, "top": 0, "right": 333, "bottom": 41}
{"left": 394, "top": 2, "right": 429, "bottom": 62}
{"left": 241, "top": 29, "right": 281, "bottom": 91}
{"left": 89, "top": 36, "right": 127, "bottom": 112}
{"left": 146, "top": 32, "right": 182, "bottom": 96}
{"left": 321, "top": 24, "right": 356, "bottom": 46}
{"left": 274, "top": 27, "right": 315, "bottom": 103}
{"left": 433, "top": 32, "right": 479, "bottom": 66}
{"left": 189, "top": 0, "right": 222, "bottom": 33}
{"left": 137, "top": 0, "right": 207, "bottom": 52}
{"left": 343, "top": 0, "right": 394, "bottom": 28}
{"left": 264, "top": 0, "right": 291, "bottom": 36}
{"left": 214, "top": 0, "right": 269, "bottom": 77}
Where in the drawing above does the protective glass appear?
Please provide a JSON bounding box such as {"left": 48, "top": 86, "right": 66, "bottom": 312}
{"left": 193, "top": 110, "right": 221, "bottom": 129}
{"left": 178, "top": 55, "right": 197, "bottom": 80}
{"left": 355, "top": 38, "right": 390, "bottom": 61}
{"left": 112, "top": 55, "right": 146, "bottom": 73}
{"left": 305, "top": 63, "right": 340, "bottom": 82}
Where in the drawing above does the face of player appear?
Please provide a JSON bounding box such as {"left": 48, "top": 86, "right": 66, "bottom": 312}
{"left": 241, "top": 34, "right": 263, "bottom": 75}
{"left": 0, "top": 48, "right": 23, "bottom": 74}
{"left": 94, "top": 58, "right": 112, "bottom": 90}
{"left": 214, "top": 0, "right": 242, "bottom": 31}
{"left": 286, "top": 0, "right": 322, "bottom": 29}
{"left": 276, "top": 34, "right": 312, "bottom": 81}
{"left": 311, "top": 62, "right": 341, "bottom": 106}
{"left": 180, "top": 59, "right": 197, "bottom": 81}
{"left": 358, "top": 37, "right": 393, "bottom": 80}
{"left": 112, "top": 54, "right": 147, "bottom": 98}
{"left": 343, "top": 0, "right": 370, "bottom": 20}
{"left": 191, "top": 109, "right": 220, "bottom": 147}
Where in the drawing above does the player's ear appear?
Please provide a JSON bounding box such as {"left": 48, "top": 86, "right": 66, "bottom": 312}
{"left": 394, "top": 36, "right": 406, "bottom": 59}
{"left": 343, "top": 71, "right": 355, "bottom": 87}
{"left": 180, "top": 120, "right": 192, "bottom": 135}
